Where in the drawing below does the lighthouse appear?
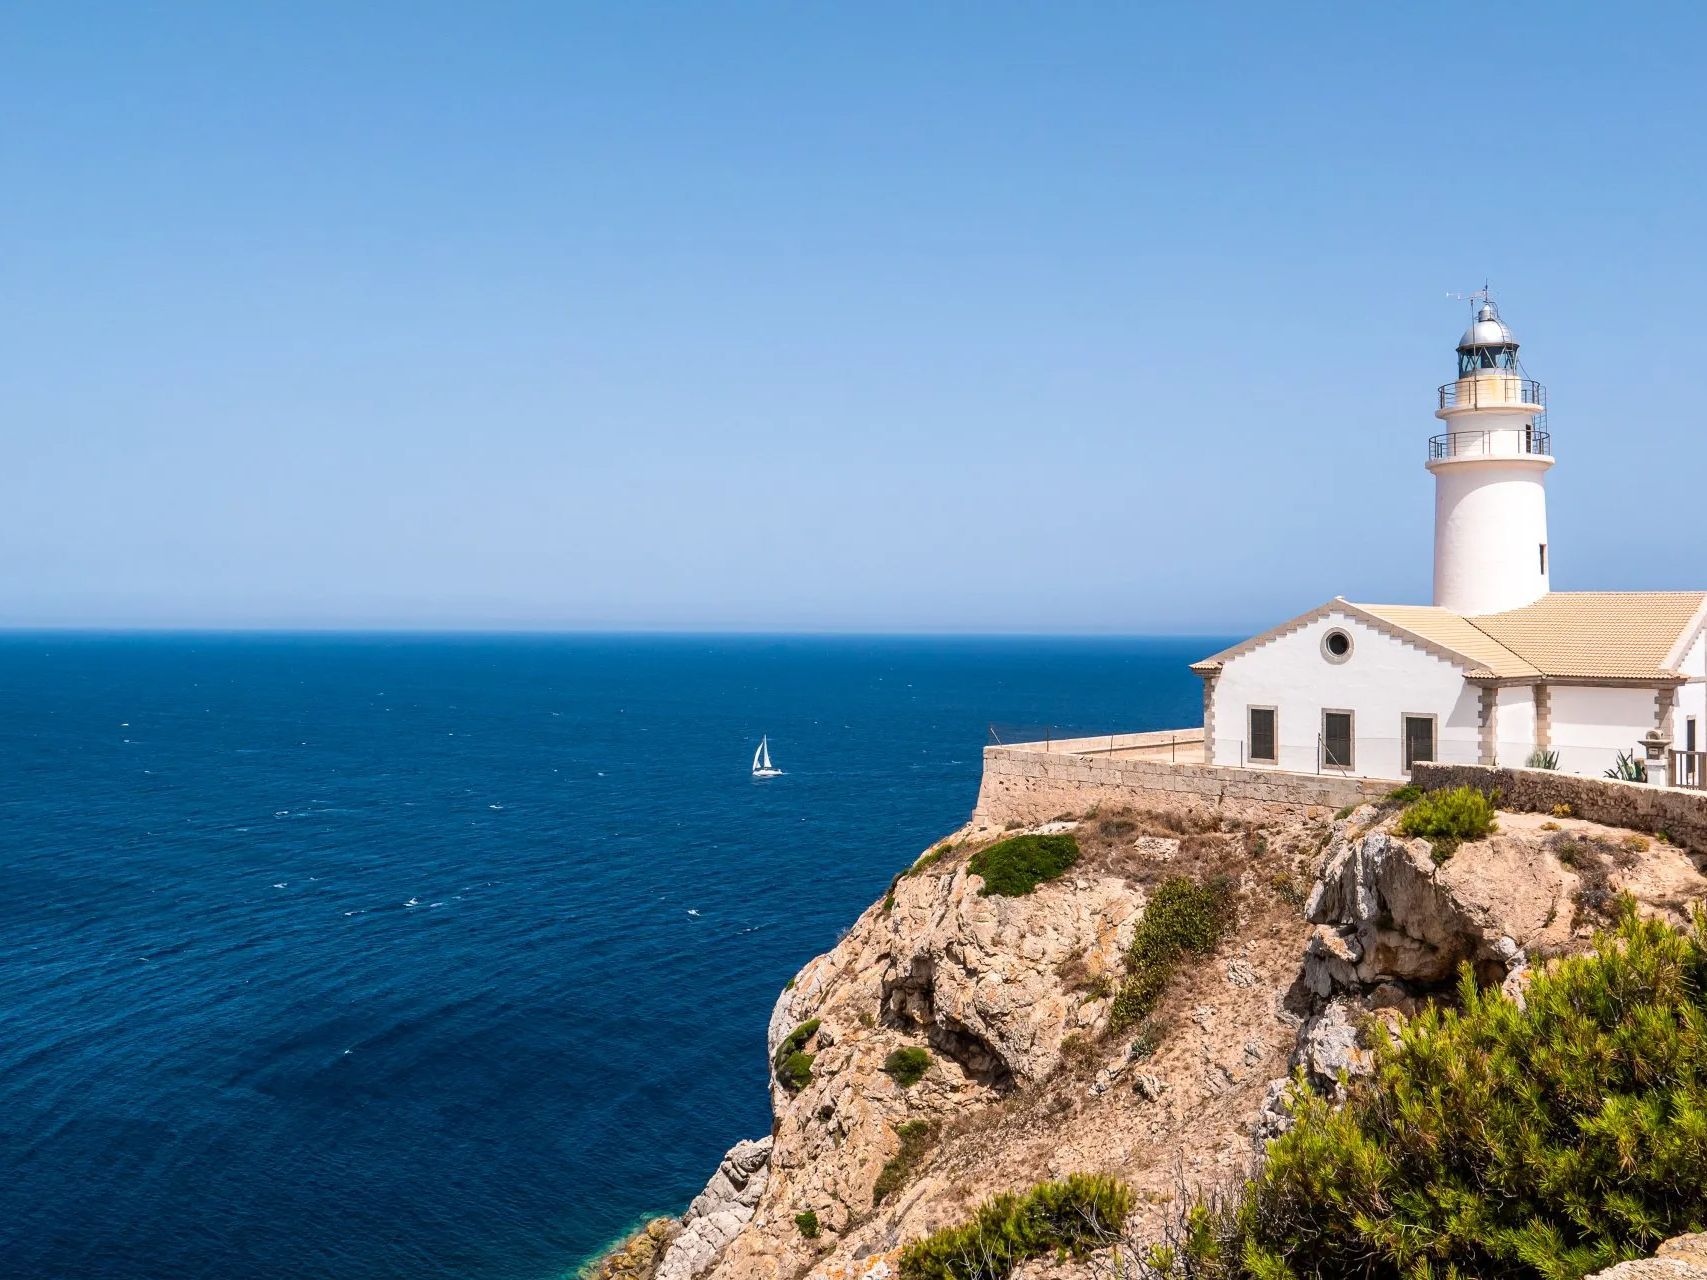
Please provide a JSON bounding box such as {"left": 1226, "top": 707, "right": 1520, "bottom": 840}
{"left": 1427, "top": 298, "right": 1553, "bottom": 615}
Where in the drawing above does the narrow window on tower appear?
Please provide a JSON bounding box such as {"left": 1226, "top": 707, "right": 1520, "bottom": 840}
{"left": 1539, "top": 543, "right": 1547, "bottom": 575}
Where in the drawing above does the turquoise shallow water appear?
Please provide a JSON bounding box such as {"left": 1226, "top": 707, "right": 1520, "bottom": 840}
{"left": 0, "top": 633, "right": 1216, "bottom": 1280}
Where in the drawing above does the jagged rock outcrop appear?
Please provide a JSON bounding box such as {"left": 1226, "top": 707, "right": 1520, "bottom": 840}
{"left": 623, "top": 799, "right": 1707, "bottom": 1280}
{"left": 653, "top": 1137, "right": 772, "bottom": 1280}
{"left": 1268, "top": 804, "right": 1707, "bottom": 1110}
{"left": 656, "top": 811, "right": 1324, "bottom": 1280}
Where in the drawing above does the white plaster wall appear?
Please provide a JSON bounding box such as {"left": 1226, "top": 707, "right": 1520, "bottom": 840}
{"left": 1207, "top": 609, "right": 1480, "bottom": 780}
{"left": 1431, "top": 459, "right": 1550, "bottom": 615}
{"left": 1550, "top": 685, "right": 1656, "bottom": 777}
{"left": 1494, "top": 684, "right": 1538, "bottom": 767}
{"left": 1675, "top": 629, "right": 1707, "bottom": 755}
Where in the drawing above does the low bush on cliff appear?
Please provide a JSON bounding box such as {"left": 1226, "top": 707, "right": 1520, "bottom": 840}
{"left": 896, "top": 1173, "right": 1134, "bottom": 1280}
{"left": 1109, "top": 876, "right": 1235, "bottom": 1035}
{"left": 773, "top": 1019, "right": 820, "bottom": 1092}
{"left": 882, "top": 1046, "right": 932, "bottom": 1086}
{"left": 793, "top": 1209, "right": 819, "bottom": 1239}
{"left": 1157, "top": 905, "right": 1707, "bottom": 1280}
{"left": 1395, "top": 784, "right": 1497, "bottom": 862}
{"left": 873, "top": 1119, "right": 939, "bottom": 1206}
{"left": 967, "top": 833, "right": 1079, "bottom": 897}
{"left": 905, "top": 844, "right": 954, "bottom": 878}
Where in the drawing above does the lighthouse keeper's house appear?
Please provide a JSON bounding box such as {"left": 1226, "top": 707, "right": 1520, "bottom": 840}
{"left": 1191, "top": 299, "right": 1707, "bottom": 783}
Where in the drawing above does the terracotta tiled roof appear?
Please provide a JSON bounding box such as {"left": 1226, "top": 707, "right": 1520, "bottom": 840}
{"left": 1352, "top": 604, "right": 1541, "bottom": 679}
{"left": 1467, "top": 592, "right": 1707, "bottom": 680}
{"left": 1193, "top": 592, "right": 1707, "bottom": 683}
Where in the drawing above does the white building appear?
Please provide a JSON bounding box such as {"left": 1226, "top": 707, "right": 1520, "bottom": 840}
{"left": 1192, "top": 299, "right": 1707, "bottom": 783}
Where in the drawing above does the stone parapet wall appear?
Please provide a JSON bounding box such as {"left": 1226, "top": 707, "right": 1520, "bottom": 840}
{"left": 973, "top": 741, "right": 1392, "bottom": 829}
{"left": 1413, "top": 761, "right": 1707, "bottom": 852}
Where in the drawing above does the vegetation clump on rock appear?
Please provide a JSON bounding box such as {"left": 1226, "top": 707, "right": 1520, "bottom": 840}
{"left": 1395, "top": 784, "right": 1497, "bottom": 862}
{"left": 792, "top": 1209, "right": 818, "bottom": 1239}
{"left": 905, "top": 843, "right": 954, "bottom": 878}
{"left": 1109, "top": 876, "right": 1235, "bottom": 1034}
{"left": 773, "top": 1019, "right": 820, "bottom": 1092}
{"left": 967, "top": 832, "right": 1079, "bottom": 897}
{"left": 882, "top": 1046, "right": 931, "bottom": 1086}
{"left": 873, "top": 1118, "right": 939, "bottom": 1206}
{"left": 1162, "top": 906, "right": 1707, "bottom": 1280}
{"left": 896, "top": 1173, "right": 1134, "bottom": 1280}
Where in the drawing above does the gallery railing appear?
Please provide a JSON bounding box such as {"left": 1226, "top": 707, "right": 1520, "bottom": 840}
{"left": 1428, "top": 428, "right": 1552, "bottom": 461}
{"left": 1437, "top": 376, "right": 1547, "bottom": 411}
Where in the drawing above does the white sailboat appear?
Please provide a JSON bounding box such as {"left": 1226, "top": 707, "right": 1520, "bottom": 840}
{"left": 751, "top": 735, "right": 783, "bottom": 778}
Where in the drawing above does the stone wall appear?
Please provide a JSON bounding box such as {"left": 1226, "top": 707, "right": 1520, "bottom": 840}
{"left": 1413, "top": 761, "right": 1707, "bottom": 852}
{"left": 973, "top": 740, "right": 1392, "bottom": 829}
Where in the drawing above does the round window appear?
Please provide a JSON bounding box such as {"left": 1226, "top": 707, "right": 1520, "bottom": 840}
{"left": 1322, "top": 629, "right": 1353, "bottom": 663}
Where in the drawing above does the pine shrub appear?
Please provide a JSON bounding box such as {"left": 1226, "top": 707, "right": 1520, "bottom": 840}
{"left": 1172, "top": 905, "right": 1707, "bottom": 1280}
{"left": 882, "top": 1046, "right": 932, "bottom": 1086}
{"left": 896, "top": 1173, "right": 1133, "bottom": 1280}
{"left": 967, "top": 833, "right": 1079, "bottom": 897}
{"left": 794, "top": 1209, "right": 819, "bottom": 1239}
{"left": 1395, "top": 784, "right": 1497, "bottom": 862}
{"left": 1109, "top": 877, "right": 1235, "bottom": 1034}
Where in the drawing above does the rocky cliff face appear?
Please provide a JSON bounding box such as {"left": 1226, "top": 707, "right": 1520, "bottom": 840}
{"left": 599, "top": 799, "right": 1707, "bottom": 1280}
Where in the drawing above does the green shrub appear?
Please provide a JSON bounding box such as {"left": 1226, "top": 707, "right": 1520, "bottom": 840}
{"left": 967, "top": 833, "right": 1079, "bottom": 897}
{"left": 1171, "top": 905, "right": 1707, "bottom": 1280}
{"left": 1334, "top": 805, "right": 1355, "bottom": 821}
{"left": 777, "top": 1051, "right": 814, "bottom": 1091}
{"left": 1109, "top": 877, "right": 1234, "bottom": 1034}
{"left": 794, "top": 1209, "right": 819, "bottom": 1239}
{"left": 1128, "top": 1017, "right": 1168, "bottom": 1062}
{"left": 1395, "top": 784, "right": 1497, "bottom": 862}
{"left": 874, "top": 1119, "right": 939, "bottom": 1205}
{"left": 773, "top": 1019, "right": 821, "bottom": 1091}
{"left": 896, "top": 1173, "right": 1133, "bottom": 1280}
{"left": 905, "top": 844, "right": 953, "bottom": 878}
{"left": 1385, "top": 783, "right": 1423, "bottom": 806}
{"left": 882, "top": 1046, "right": 932, "bottom": 1086}
{"left": 1527, "top": 746, "right": 1561, "bottom": 769}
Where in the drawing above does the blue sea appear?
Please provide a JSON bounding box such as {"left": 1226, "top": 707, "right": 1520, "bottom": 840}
{"left": 0, "top": 634, "right": 1214, "bottom": 1280}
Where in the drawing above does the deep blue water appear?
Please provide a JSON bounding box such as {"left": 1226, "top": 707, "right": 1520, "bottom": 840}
{"left": 0, "top": 634, "right": 1215, "bottom": 1280}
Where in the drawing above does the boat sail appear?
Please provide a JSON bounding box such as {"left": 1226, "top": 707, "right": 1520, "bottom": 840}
{"left": 751, "top": 735, "right": 782, "bottom": 778}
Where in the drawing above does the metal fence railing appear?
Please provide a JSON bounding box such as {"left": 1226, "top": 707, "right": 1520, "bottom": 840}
{"left": 986, "top": 725, "right": 1203, "bottom": 761}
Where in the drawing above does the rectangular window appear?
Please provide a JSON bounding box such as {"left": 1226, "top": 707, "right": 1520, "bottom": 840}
{"left": 1248, "top": 707, "right": 1277, "bottom": 764}
{"left": 1403, "top": 715, "right": 1436, "bottom": 771}
{"left": 1689, "top": 717, "right": 1698, "bottom": 754}
{"left": 1539, "top": 543, "right": 1547, "bottom": 575}
{"left": 1322, "top": 710, "right": 1354, "bottom": 771}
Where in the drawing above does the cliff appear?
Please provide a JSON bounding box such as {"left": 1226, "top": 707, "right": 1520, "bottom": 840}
{"left": 592, "top": 792, "right": 1707, "bottom": 1280}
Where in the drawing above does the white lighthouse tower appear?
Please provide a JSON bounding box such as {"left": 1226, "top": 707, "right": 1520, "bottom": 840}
{"left": 1427, "top": 296, "right": 1553, "bottom": 615}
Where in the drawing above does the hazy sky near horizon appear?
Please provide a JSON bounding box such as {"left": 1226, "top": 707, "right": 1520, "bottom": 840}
{"left": 5, "top": 4, "right": 1707, "bottom": 632}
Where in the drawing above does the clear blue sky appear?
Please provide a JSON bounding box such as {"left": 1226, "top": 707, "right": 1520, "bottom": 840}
{"left": 5, "top": 3, "right": 1705, "bottom": 633}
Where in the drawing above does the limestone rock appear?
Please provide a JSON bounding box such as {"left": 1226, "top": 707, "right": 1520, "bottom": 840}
{"left": 1292, "top": 996, "right": 1371, "bottom": 1089}
{"left": 1252, "top": 1076, "right": 1297, "bottom": 1151}
{"left": 1587, "top": 1236, "right": 1707, "bottom": 1280}
{"left": 654, "top": 1137, "right": 773, "bottom": 1280}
